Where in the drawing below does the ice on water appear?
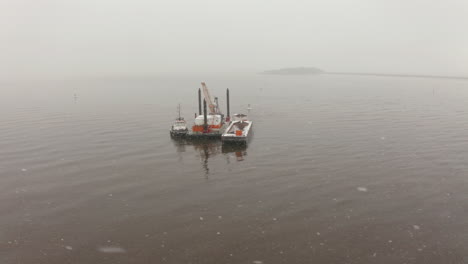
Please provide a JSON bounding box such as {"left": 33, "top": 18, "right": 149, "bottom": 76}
{"left": 98, "top": 246, "right": 126, "bottom": 253}
{"left": 357, "top": 187, "right": 368, "bottom": 192}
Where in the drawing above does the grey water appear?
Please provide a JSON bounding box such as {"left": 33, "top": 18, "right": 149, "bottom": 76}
{"left": 2, "top": 73, "right": 468, "bottom": 264}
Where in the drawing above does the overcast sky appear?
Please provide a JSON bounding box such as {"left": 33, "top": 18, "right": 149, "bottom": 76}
{"left": 1, "top": 0, "right": 467, "bottom": 79}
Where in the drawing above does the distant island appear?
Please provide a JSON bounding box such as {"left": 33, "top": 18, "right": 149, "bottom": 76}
{"left": 262, "top": 67, "right": 324, "bottom": 75}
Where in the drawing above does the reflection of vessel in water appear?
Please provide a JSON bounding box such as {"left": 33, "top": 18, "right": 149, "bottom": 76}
{"left": 221, "top": 143, "right": 247, "bottom": 154}
{"left": 171, "top": 137, "right": 249, "bottom": 174}
{"left": 170, "top": 104, "right": 188, "bottom": 137}
{"left": 171, "top": 138, "right": 223, "bottom": 155}
{"left": 221, "top": 114, "right": 253, "bottom": 144}
{"left": 171, "top": 138, "right": 222, "bottom": 175}
{"left": 222, "top": 143, "right": 248, "bottom": 161}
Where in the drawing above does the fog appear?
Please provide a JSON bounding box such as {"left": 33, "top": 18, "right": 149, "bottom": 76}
{"left": 2, "top": 0, "right": 467, "bottom": 80}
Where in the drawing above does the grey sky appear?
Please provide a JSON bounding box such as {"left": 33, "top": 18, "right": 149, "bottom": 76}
{"left": 1, "top": 0, "right": 467, "bottom": 79}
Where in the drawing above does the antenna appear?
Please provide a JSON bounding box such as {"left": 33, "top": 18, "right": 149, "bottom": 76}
{"left": 178, "top": 104, "right": 181, "bottom": 119}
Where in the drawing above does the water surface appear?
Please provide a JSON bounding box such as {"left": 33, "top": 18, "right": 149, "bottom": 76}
{"left": 1, "top": 74, "right": 468, "bottom": 263}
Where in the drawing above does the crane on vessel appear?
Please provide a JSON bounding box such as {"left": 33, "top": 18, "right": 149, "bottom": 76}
{"left": 201, "top": 82, "right": 221, "bottom": 114}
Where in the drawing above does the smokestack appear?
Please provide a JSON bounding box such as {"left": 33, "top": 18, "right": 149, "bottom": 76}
{"left": 203, "top": 99, "right": 208, "bottom": 133}
{"left": 226, "top": 88, "right": 230, "bottom": 121}
{"left": 198, "top": 88, "right": 202, "bottom": 115}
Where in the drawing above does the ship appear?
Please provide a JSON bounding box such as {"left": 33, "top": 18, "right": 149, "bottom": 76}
{"left": 221, "top": 113, "right": 253, "bottom": 143}
{"left": 170, "top": 104, "right": 188, "bottom": 137}
{"left": 172, "top": 83, "right": 253, "bottom": 143}
{"left": 188, "top": 82, "right": 227, "bottom": 138}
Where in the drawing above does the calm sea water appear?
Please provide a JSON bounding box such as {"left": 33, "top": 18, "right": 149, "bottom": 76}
{"left": 1, "top": 74, "right": 468, "bottom": 264}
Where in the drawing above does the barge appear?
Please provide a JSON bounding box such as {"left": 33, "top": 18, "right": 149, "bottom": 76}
{"left": 221, "top": 114, "right": 253, "bottom": 143}
{"left": 170, "top": 83, "right": 253, "bottom": 143}
{"left": 186, "top": 82, "right": 228, "bottom": 139}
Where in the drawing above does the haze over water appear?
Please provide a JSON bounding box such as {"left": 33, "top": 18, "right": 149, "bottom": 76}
{"left": 2, "top": 73, "right": 468, "bottom": 263}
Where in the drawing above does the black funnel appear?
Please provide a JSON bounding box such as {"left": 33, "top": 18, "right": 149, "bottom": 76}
{"left": 203, "top": 99, "right": 208, "bottom": 133}
{"left": 226, "top": 88, "right": 230, "bottom": 119}
{"left": 198, "top": 88, "right": 202, "bottom": 115}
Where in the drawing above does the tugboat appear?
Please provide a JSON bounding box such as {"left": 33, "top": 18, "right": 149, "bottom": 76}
{"left": 170, "top": 104, "right": 188, "bottom": 137}
{"left": 221, "top": 113, "right": 253, "bottom": 143}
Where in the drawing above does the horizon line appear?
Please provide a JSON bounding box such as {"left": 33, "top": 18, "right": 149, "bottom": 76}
{"left": 324, "top": 71, "right": 468, "bottom": 80}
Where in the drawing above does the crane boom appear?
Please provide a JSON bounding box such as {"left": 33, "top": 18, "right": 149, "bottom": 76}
{"left": 201, "top": 82, "right": 217, "bottom": 114}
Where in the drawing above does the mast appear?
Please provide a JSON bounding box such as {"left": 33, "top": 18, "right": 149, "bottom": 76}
{"left": 177, "top": 104, "right": 181, "bottom": 119}
{"left": 214, "top": 97, "right": 219, "bottom": 114}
